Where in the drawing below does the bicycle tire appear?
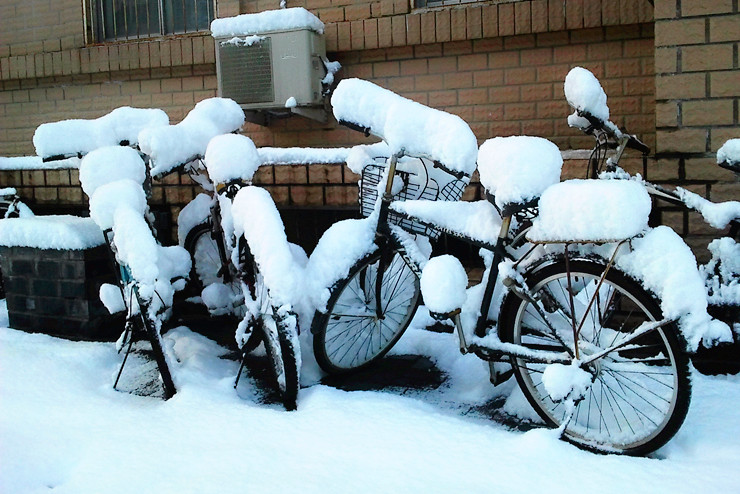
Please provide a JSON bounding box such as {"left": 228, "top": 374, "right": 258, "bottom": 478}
{"left": 261, "top": 310, "right": 300, "bottom": 411}
{"left": 498, "top": 259, "right": 691, "bottom": 455}
{"left": 312, "top": 249, "right": 421, "bottom": 374}
{"left": 184, "top": 222, "right": 245, "bottom": 316}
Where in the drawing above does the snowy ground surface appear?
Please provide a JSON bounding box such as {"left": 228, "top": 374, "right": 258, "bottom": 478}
{"left": 2, "top": 299, "right": 740, "bottom": 493}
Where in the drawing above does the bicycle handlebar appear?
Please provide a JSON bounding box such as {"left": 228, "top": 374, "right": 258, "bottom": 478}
{"left": 339, "top": 120, "right": 470, "bottom": 181}
{"left": 576, "top": 110, "right": 650, "bottom": 156}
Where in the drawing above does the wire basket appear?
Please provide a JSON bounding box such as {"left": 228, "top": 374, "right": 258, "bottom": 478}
{"left": 360, "top": 157, "right": 467, "bottom": 240}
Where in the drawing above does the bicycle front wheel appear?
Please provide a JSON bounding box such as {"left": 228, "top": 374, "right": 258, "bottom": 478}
{"left": 261, "top": 311, "right": 300, "bottom": 411}
{"left": 184, "top": 222, "right": 244, "bottom": 316}
{"left": 312, "top": 249, "right": 421, "bottom": 374}
{"left": 499, "top": 259, "right": 691, "bottom": 455}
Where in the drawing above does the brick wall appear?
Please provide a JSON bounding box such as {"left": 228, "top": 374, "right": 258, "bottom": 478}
{"left": 653, "top": 0, "right": 739, "bottom": 255}
{"left": 0, "top": 0, "right": 84, "bottom": 57}
{"left": 1, "top": 0, "right": 659, "bottom": 247}
{"left": 1, "top": 23, "right": 655, "bottom": 231}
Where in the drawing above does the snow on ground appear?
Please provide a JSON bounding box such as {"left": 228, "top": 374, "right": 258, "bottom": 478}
{"left": 1, "top": 300, "right": 740, "bottom": 493}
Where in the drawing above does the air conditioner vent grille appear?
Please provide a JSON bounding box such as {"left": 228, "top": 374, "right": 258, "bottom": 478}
{"left": 219, "top": 38, "right": 274, "bottom": 104}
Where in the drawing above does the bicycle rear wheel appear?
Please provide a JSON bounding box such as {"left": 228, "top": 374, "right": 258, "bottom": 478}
{"left": 312, "top": 249, "right": 421, "bottom": 374}
{"left": 499, "top": 259, "right": 691, "bottom": 455}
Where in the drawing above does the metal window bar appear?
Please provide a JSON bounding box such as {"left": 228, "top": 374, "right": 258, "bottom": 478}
{"left": 93, "top": 0, "right": 213, "bottom": 42}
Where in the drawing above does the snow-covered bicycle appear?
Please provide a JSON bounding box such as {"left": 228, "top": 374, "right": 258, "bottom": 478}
{"left": 0, "top": 188, "right": 34, "bottom": 298}
{"left": 33, "top": 107, "right": 186, "bottom": 399}
{"left": 309, "top": 78, "right": 724, "bottom": 455}
{"left": 140, "top": 102, "right": 301, "bottom": 410}
{"left": 563, "top": 67, "right": 740, "bottom": 372}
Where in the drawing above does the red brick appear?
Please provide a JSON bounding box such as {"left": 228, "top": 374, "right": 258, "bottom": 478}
{"left": 584, "top": 0, "right": 601, "bottom": 28}
{"left": 548, "top": 0, "right": 566, "bottom": 31}
{"left": 710, "top": 71, "right": 740, "bottom": 97}
{"left": 451, "top": 8, "right": 467, "bottom": 41}
{"left": 531, "top": 0, "right": 549, "bottom": 32}
{"left": 498, "top": 3, "right": 515, "bottom": 37}
{"left": 482, "top": 5, "right": 498, "bottom": 38}
{"left": 565, "top": 0, "right": 584, "bottom": 30}
{"left": 682, "top": 44, "right": 734, "bottom": 72}
{"left": 406, "top": 14, "right": 421, "bottom": 46}
{"left": 421, "top": 12, "right": 436, "bottom": 45}
{"left": 514, "top": 1, "right": 532, "bottom": 35}
{"left": 657, "top": 129, "right": 708, "bottom": 154}
{"left": 682, "top": 1, "right": 733, "bottom": 16}
{"left": 710, "top": 15, "right": 740, "bottom": 43}
{"left": 364, "top": 19, "right": 379, "bottom": 50}
{"left": 351, "top": 20, "right": 365, "bottom": 51}
{"left": 466, "top": 6, "right": 483, "bottom": 40}
{"left": 436, "top": 10, "right": 451, "bottom": 43}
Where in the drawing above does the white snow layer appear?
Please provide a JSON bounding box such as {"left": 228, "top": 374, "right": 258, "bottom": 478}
{"left": 177, "top": 193, "right": 213, "bottom": 246}
{"left": 0, "top": 215, "right": 104, "bottom": 249}
{"left": 528, "top": 180, "right": 651, "bottom": 242}
{"left": 305, "top": 216, "right": 379, "bottom": 311}
{"left": 420, "top": 255, "right": 468, "bottom": 314}
{"left": 139, "top": 98, "right": 245, "bottom": 177}
{"left": 615, "top": 226, "right": 733, "bottom": 350}
{"left": 542, "top": 362, "right": 593, "bottom": 403}
{"left": 4, "top": 314, "right": 740, "bottom": 492}
{"left": 210, "top": 7, "right": 324, "bottom": 37}
{"left": 0, "top": 156, "right": 81, "bottom": 170}
{"left": 258, "top": 147, "right": 350, "bottom": 165}
{"left": 717, "top": 138, "right": 740, "bottom": 165}
{"left": 703, "top": 237, "right": 740, "bottom": 305}
{"left": 477, "top": 136, "right": 563, "bottom": 209}
{"left": 564, "top": 67, "right": 610, "bottom": 124}
{"left": 331, "top": 78, "right": 478, "bottom": 177}
{"left": 345, "top": 142, "right": 390, "bottom": 174}
{"left": 676, "top": 187, "right": 740, "bottom": 229}
{"left": 205, "top": 134, "right": 261, "bottom": 184}
{"left": 88, "top": 179, "right": 148, "bottom": 231}
{"left": 33, "top": 107, "right": 168, "bottom": 159}
{"left": 78, "top": 146, "right": 147, "bottom": 196}
{"left": 231, "top": 186, "right": 303, "bottom": 308}
{"left": 99, "top": 283, "right": 125, "bottom": 314}
{"left": 391, "top": 200, "right": 503, "bottom": 246}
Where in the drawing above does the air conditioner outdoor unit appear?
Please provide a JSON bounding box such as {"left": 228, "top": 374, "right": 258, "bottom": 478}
{"left": 215, "top": 29, "right": 327, "bottom": 123}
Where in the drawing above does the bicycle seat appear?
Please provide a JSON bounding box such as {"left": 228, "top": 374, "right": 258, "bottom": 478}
{"left": 33, "top": 107, "right": 168, "bottom": 161}
{"left": 527, "top": 179, "right": 651, "bottom": 243}
{"left": 139, "top": 97, "right": 245, "bottom": 179}
{"left": 331, "top": 78, "right": 477, "bottom": 179}
{"left": 477, "top": 136, "right": 563, "bottom": 212}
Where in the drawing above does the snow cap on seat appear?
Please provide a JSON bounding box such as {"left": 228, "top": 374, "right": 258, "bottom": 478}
{"left": 205, "top": 134, "right": 261, "bottom": 184}
{"left": 331, "top": 78, "right": 477, "bottom": 177}
{"left": 139, "top": 97, "right": 245, "bottom": 177}
{"left": 33, "top": 107, "right": 168, "bottom": 159}
{"left": 477, "top": 136, "right": 562, "bottom": 209}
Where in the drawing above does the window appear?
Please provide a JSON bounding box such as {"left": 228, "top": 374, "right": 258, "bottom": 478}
{"left": 87, "top": 0, "right": 215, "bottom": 42}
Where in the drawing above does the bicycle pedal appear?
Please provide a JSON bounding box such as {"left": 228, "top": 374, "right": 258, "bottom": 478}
{"left": 425, "top": 321, "right": 454, "bottom": 334}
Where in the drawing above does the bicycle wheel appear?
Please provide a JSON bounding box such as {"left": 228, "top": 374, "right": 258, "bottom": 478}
{"left": 498, "top": 259, "right": 691, "bottom": 455}
{"left": 184, "top": 222, "right": 244, "bottom": 316}
{"left": 249, "top": 271, "right": 300, "bottom": 411}
{"left": 312, "top": 249, "right": 421, "bottom": 374}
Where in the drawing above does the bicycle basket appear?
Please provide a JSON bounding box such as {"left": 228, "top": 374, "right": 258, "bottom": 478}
{"left": 359, "top": 157, "right": 467, "bottom": 240}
